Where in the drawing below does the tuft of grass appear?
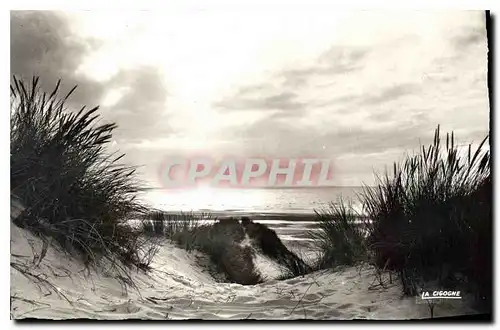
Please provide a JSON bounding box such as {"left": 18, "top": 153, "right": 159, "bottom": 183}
{"left": 198, "top": 234, "right": 263, "bottom": 285}
{"left": 141, "top": 210, "right": 169, "bottom": 236}
{"left": 310, "top": 125, "right": 491, "bottom": 312}
{"left": 10, "top": 76, "right": 155, "bottom": 270}
{"left": 361, "top": 125, "right": 491, "bottom": 310}
{"left": 141, "top": 210, "right": 214, "bottom": 251}
{"left": 311, "top": 200, "right": 368, "bottom": 269}
{"left": 141, "top": 212, "right": 263, "bottom": 284}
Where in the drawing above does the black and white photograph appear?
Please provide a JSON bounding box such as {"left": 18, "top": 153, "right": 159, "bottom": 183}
{"left": 9, "top": 8, "right": 492, "bottom": 321}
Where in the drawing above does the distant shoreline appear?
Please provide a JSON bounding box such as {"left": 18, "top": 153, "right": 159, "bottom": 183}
{"left": 136, "top": 209, "right": 369, "bottom": 222}
{"left": 143, "top": 186, "right": 368, "bottom": 191}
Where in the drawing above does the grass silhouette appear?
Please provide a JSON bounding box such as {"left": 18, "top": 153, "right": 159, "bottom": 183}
{"left": 313, "top": 126, "right": 491, "bottom": 311}
{"left": 11, "top": 76, "right": 155, "bottom": 271}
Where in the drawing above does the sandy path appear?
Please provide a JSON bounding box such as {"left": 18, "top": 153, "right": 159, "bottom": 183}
{"left": 10, "top": 220, "right": 477, "bottom": 320}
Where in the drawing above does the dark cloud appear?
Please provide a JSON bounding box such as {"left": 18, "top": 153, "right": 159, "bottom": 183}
{"left": 10, "top": 11, "right": 104, "bottom": 106}
{"left": 10, "top": 10, "right": 171, "bottom": 145}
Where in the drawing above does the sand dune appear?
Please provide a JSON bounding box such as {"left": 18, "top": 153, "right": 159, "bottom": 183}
{"left": 11, "top": 219, "right": 478, "bottom": 320}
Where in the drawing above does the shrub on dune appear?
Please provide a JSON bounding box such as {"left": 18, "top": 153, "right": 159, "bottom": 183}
{"left": 311, "top": 125, "right": 491, "bottom": 311}
{"left": 361, "top": 126, "right": 491, "bottom": 310}
{"left": 10, "top": 76, "right": 154, "bottom": 270}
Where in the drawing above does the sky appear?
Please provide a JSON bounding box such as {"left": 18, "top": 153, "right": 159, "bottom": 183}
{"left": 10, "top": 9, "right": 490, "bottom": 187}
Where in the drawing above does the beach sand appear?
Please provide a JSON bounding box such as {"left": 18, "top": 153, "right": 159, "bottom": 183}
{"left": 10, "top": 208, "right": 478, "bottom": 320}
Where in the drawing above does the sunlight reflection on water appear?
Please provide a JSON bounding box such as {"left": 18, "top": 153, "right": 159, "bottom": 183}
{"left": 140, "top": 186, "right": 364, "bottom": 214}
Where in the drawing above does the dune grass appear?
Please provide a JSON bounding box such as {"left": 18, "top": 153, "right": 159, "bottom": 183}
{"left": 141, "top": 213, "right": 313, "bottom": 284}
{"left": 310, "top": 200, "right": 368, "bottom": 269}
{"left": 363, "top": 126, "right": 491, "bottom": 308}
{"left": 141, "top": 210, "right": 215, "bottom": 251}
{"left": 141, "top": 212, "right": 263, "bottom": 284}
{"left": 313, "top": 126, "right": 491, "bottom": 310}
{"left": 10, "top": 76, "right": 155, "bottom": 271}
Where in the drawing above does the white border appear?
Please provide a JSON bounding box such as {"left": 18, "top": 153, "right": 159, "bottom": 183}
{"left": 4, "top": 0, "right": 500, "bottom": 10}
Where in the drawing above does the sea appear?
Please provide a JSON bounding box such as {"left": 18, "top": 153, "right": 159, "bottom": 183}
{"left": 140, "top": 186, "right": 367, "bottom": 252}
{"left": 141, "top": 186, "right": 365, "bottom": 215}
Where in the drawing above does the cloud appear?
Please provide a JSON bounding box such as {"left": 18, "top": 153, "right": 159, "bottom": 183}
{"left": 10, "top": 11, "right": 104, "bottom": 105}
{"left": 451, "top": 26, "right": 487, "bottom": 49}
{"left": 214, "top": 44, "right": 370, "bottom": 121}
{"left": 212, "top": 12, "right": 489, "bottom": 175}
{"left": 280, "top": 46, "right": 368, "bottom": 87}
{"left": 10, "top": 10, "right": 171, "bottom": 145}
{"left": 231, "top": 114, "right": 430, "bottom": 158}
{"left": 448, "top": 14, "right": 487, "bottom": 50}
{"left": 358, "top": 83, "right": 420, "bottom": 106}
{"left": 216, "top": 91, "right": 304, "bottom": 112}
{"left": 104, "top": 67, "right": 171, "bottom": 142}
{"left": 10, "top": 10, "right": 490, "bottom": 186}
{"left": 368, "top": 108, "right": 429, "bottom": 123}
